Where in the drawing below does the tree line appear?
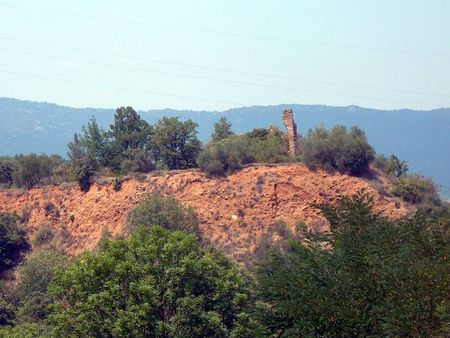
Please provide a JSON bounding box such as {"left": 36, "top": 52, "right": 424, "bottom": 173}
{"left": 0, "top": 106, "right": 445, "bottom": 213}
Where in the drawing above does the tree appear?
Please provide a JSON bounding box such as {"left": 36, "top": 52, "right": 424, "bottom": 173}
{"left": 0, "top": 160, "right": 13, "bottom": 187}
{"left": 126, "top": 192, "right": 199, "bottom": 236}
{"left": 385, "top": 154, "right": 408, "bottom": 177}
{"left": 110, "top": 107, "right": 152, "bottom": 152}
{"left": 79, "top": 117, "right": 109, "bottom": 165}
{"left": 73, "top": 155, "right": 96, "bottom": 192}
{"left": 150, "top": 117, "right": 202, "bottom": 170}
{"left": 49, "top": 226, "right": 252, "bottom": 338}
{"left": 211, "top": 117, "right": 234, "bottom": 142}
{"left": 0, "top": 213, "right": 28, "bottom": 273}
{"left": 256, "top": 192, "right": 450, "bottom": 337}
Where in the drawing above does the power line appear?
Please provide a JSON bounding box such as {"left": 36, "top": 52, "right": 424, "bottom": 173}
{"left": 0, "top": 48, "right": 442, "bottom": 107}
{"left": 0, "top": 36, "right": 448, "bottom": 100}
{"left": 0, "top": 2, "right": 449, "bottom": 58}
{"left": 0, "top": 68, "right": 245, "bottom": 106}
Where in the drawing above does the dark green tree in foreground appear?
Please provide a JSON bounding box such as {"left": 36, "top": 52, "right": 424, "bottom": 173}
{"left": 49, "top": 226, "right": 254, "bottom": 338}
{"left": 256, "top": 192, "right": 450, "bottom": 337}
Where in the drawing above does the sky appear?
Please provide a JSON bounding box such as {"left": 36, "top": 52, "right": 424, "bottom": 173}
{"left": 0, "top": 0, "right": 449, "bottom": 111}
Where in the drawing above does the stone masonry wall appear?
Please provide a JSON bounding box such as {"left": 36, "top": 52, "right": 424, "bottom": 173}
{"left": 282, "top": 109, "right": 298, "bottom": 157}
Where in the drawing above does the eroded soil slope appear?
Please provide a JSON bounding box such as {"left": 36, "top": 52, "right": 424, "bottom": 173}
{"left": 0, "top": 164, "right": 409, "bottom": 262}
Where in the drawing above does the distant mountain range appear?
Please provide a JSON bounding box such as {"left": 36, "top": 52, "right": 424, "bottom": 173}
{"left": 1, "top": 97, "right": 449, "bottom": 198}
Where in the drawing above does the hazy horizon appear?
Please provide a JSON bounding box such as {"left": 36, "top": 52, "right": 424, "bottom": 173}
{"left": 0, "top": 1, "right": 449, "bottom": 111}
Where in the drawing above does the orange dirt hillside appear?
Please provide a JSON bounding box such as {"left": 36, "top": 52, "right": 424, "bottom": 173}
{"left": 0, "top": 164, "right": 410, "bottom": 262}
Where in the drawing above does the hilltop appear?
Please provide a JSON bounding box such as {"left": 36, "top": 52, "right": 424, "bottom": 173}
{"left": 1, "top": 97, "right": 449, "bottom": 198}
{"left": 0, "top": 164, "right": 409, "bottom": 263}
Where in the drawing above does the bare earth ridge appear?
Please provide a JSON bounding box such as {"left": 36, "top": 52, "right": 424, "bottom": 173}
{"left": 0, "top": 164, "right": 410, "bottom": 262}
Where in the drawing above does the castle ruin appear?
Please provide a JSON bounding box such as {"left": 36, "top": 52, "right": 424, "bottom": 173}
{"left": 282, "top": 109, "right": 298, "bottom": 157}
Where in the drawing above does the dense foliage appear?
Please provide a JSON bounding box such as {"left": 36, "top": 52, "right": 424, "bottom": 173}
{"left": 299, "top": 125, "right": 375, "bottom": 176}
{"left": 13, "top": 250, "right": 66, "bottom": 323}
{"left": 198, "top": 126, "right": 288, "bottom": 176}
{"left": 0, "top": 212, "right": 28, "bottom": 273}
{"left": 48, "top": 226, "right": 253, "bottom": 338}
{"left": 150, "top": 117, "right": 202, "bottom": 170}
{"left": 392, "top": 174, "right": 441, "bottom": 206}
{"left": 0, "top": 154, "right": 73, "bottom": 189}
{"left": 126, "top": 192, "right": 199, "bottom": 236}
{"left": 256, "top": 192, "right": 450, "bottom": 337}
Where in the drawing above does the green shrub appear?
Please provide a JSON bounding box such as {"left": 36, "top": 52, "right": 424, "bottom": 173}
{"left": 12, "top": 154, "right": 52, "bottom": 189}
{"left": 14, "top": 250, "right": 66, "bottom": 323}
{"left": 247, "top": 127, "right": 289, "bottom": 163}
{"left": 119, "top": 148, "right": 154, "bottom": 174}
{"left": 0, "top": 296, "right": 15, "bottom": 326}
{"left": 0, "top": 212, "right": 28, "bottom": 272}
{"left": 32, "top": 226, "right": 55, "bottom": 247}
{"left": 126, "top": 192, "right": 199, "bottom": 236}
{"left": 0, "top": 322, "right": 50, "bottom": 338}
{"left": 392, "top": 175, "right": 441, "bottom": 206}
{"left": 198, "top": 136, "right": 254, "bottom": 176}
{"left": 299, "top": 125, "right": 375, "bottom": 176}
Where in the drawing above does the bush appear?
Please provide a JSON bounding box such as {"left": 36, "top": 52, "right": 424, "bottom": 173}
{"left": 119, "top": 148, "right": 154, "bottom": 174}
{"left": 198, "top": 136, "right": 255, "bottom": 176}
{"left": 32, "top": 226, "right": 55, "bottom": 247}
{"left": 0, "top": 212, "right": 28, "bottom": 273}
{"left": 12, "top": 154, "right": 52, "bottom": 189}
{"left": 392, "top": 175, "right": 441, "bottom": 207}
{"left": 112, "top": 177, "right": 123, "bottom": 192}
{"left": 0, "top": 154, "right": 73, "bottom": 189}
{"left": 300, "top": 125, "right": 375, "bottom": 176}
{"left": 0, "top": 322, "right": 50, "bottom": 338}
{"left": 0, "top": 296, "right": 15, "bottom": 326}
{"left": 14, "top": 250, "right": 66, "bottom": 322}
{"left": 247, "top": 127, "right": 289, "bottom": 163}
{"left": 48, "top": 226, "right": 253, "bottom": 337}
{"left": 126, "top": 192, "right": 199, "bottom": 236}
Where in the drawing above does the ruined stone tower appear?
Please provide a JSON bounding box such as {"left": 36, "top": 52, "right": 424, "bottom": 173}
{"left": 282, "top": 109, "right": 298, "bottom": 157}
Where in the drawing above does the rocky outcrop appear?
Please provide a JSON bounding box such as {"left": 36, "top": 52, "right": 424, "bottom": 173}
{"left": 0, "top": 164, "right": 410, "bottom": 264}
{"left": 282, "top": 109, "right": 298, "bottom": 157}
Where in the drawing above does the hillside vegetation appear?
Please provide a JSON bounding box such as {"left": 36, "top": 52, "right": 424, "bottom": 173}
{"left": 0, "top": 108, "right": 449, "bottom": 337}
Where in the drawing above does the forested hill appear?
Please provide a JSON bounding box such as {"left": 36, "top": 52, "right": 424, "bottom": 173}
{"left": 1, "top": 97, "right": 449, "bottom": 198}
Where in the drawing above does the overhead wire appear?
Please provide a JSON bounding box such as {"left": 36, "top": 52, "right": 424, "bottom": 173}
{"left": 0, "top": 36, "right": 448, "bottom": 100}
{"left": 0, "top": 2, "right": 449, "bottom": 58}
{"left": 0, "top": 68, "right": 245, "bottom": 106}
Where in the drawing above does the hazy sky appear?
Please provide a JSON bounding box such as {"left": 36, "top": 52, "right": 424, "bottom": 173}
{"left": 0, "top": 0, "right": 449, "bottom": 111}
